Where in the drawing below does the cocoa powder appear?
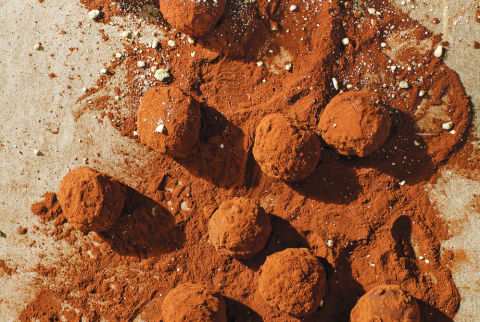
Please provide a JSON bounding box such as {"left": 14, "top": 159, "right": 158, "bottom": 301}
{"left": 19, "top": 0, "right": 475, "bottom": 321}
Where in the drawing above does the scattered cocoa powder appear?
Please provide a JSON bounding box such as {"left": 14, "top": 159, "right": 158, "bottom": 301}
{"left": 0, "top": 259, "right": 14, "bottom": 276}
{"left": 19, "top": 0, "right": 476, "bottom": 321}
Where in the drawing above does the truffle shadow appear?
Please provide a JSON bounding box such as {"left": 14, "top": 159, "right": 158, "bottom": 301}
{"left": 357, "top": 110, "right": 435, "bottom": 185}
{"left": 224, "top": 297, "right": 263, "bottom": 322}
{"left": 239, "top": 215, "right": 308, "bottom": 270}
{"left": 176, "top": 104, "right": 249, "bottom": 188}
{"left": 288, "top": 149, "right": 362, "bottom": 205}
{"left": 417, "top": 299, "right": 454, "bottom": 322}
{"left": 100, "top": 186, "right": 184, "bottom": 258}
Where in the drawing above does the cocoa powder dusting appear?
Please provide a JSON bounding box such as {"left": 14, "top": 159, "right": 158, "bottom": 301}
{"left": 20, "top": 0, "right": 476, "bottom": 321}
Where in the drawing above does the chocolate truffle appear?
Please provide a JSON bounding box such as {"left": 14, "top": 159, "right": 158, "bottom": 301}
{"left": 253, "top": 113, "right": 321, "bottom": 181}
{"left": 58, "top": 167, "right": 126, "bottom": 233}
{"left": 208, "top": 197, "right": 271, "bottom": 259}
{"left": 162, "top": 283, "right": 227, "bottom": 322}
{"left": 350, "top": 284, "right": 421, "bottom": 322}
{"left": 258, "top": 248, "right": 327, "bottom": 317}
{"left": 137, "top": 86, "right": 201, "bottom": 158}
{"left": 159, "top": 0, "right": 227, "bottom": 37}
{"left": 318, "top": 91, "right": 391, "bottom": 157}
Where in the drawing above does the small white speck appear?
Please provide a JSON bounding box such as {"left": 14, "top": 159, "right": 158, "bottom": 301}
{"left": 137, "top": 61, "right": 146, "bottom": 68}
{"left": 367, "top": 8, "right": 376, "bottom": 15}
{"left": 289, "top": 5, "right": 297, "bottom": 12}
{"left": 181, "top": 201, "right": 190, "bottom": 211}
{"left": 442, "top": 122, "right": 454, "bottom": 130}
{"left": 342, "top": 38, "right": 350, "bottom": 45}
{"left": 332, "top": 78, "right": 339, "bottom": 90}
{"left": 88, "top": 9, "right": 100, "bottom": 20}
{"left": 168, "top": 40, "right": 176, "bottom": 47}
{"left": 100, "top": 68, "right": 108, "bottom": 75}
{"left": 257, "top": 61, "right": 264, "bottom": 67}
{"left": 121, "top": 31, "right": 131, "bottom": 39}
{"left": 399, "top": 80, "right": 409, "bottom": 89}
{"left": 326, "top": 240, "right": 333, "bottom": 248}
{"left": 151, "top": 40, "right": 159, "bottom": 49}
{"left": 434, "top": 45, "right": 444, "bottom": 58}
{"left": 33, "top": 149, "right": 41, "bottom": 156}
{"left": 154, "top": 68, "right": 170, "bottom": 81}
{"left": 418, "top": 90, "right": 425, "bottom": 97}
{"left": 285, "top": 63, "right": 292, "bottom": 71}
{"left": 399, "top": 180, "right": 406, "bottom": 186}
{"left": 155, "top": 120, "right": 165, "bottom": 133}
{"left": 220, "top": 144, "right": 225, "bottom": 149}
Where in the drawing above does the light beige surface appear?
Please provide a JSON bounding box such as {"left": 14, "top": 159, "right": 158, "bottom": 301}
{"left": 0, "top": 0, "right": 479, "bottom": 320}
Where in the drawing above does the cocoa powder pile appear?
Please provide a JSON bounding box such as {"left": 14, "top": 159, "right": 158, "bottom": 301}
{"left": 20, "top": 0, "right": 476, "bottom": 321}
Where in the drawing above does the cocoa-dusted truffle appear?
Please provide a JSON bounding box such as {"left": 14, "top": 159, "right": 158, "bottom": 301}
{"left": 137, "top": 86, "right": 201, "bottom": 158}
{"left": 208, "top": 197, "right": 271, "bottom": 259}
{"left": 350, "top": 284, "right": 421, "bottom": 322}
{"left": 159, "top": 0, "right": 227, "bottom": 37}
{"left": 258, "top": 248, "right": 327, "bottom": 317}
{"left": 253, "top": 113, "right": 321, "bottom": 181}
{"left": 58, "top": 167, "right": 126, "bottom": 232}
{"left": 162, "top": 283, "right": 227, "bottom": 322}
{"left": 318, "top": 91, "right": 391, "bottom": 157}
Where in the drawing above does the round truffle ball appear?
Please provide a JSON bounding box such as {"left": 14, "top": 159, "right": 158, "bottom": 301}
{"left": 162, "top": 283, "right": 227, "bottom": 322}
{"left": 253, "top": 113, "right": 321, "bottom": 181}
{"left": 350, "top": 284, "right": 421, "bottom": 322}
{"left": 58, "top": 167, "right": 126, "bottom": 233}
{"left": 137, "top": 86, "right": 201, "bottom": 158}
{"left": 318, "top": 91, "right": 391, "bottom": 157}
{"left": 159, "top": 0, "right": 227, "bottom": 37}
{"left": 208, "top": 197, "right": 272, "bottom": 259}
{"left": 258, "top": 248, "right": 327, "bottom": 317}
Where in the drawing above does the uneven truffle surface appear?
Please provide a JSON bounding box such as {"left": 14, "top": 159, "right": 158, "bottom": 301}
{"left": 253, "top": 113, "right": 321, "bottom": 181}
{"left": 159, "top": 0, "right": 227, "bottom": 37}
{"left": 57, "top": 167, "right": 126, "bottom": 232}
{"left": 161, "top": 283, "right": 227, "bottom": 322}
{"left": 318, "top": 91, "right": 392, "bottom": 157}
{"left": 350, "top": 284, "right": 421, "bottom": 322}
{"left": 208, "top": 197, "right": 271, "bottom": 259}
{"left": 137, "top": 86, "right": 201, "bottom": 158}
{"left": 258, "top": 248, "right": 327, "bottom": 317}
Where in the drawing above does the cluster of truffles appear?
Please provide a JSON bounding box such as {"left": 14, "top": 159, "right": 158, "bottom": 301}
{"left": 252, "top": 91, "right": 391, "bottom": 182}
{"left": 56, "top": 88, "right": 396, "bottom": 320}
{"left": 136, "top": 83, "right": 391, "bottom": 182}
{"left": 159, "top": 0, "right": 227, "bottom": 37}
